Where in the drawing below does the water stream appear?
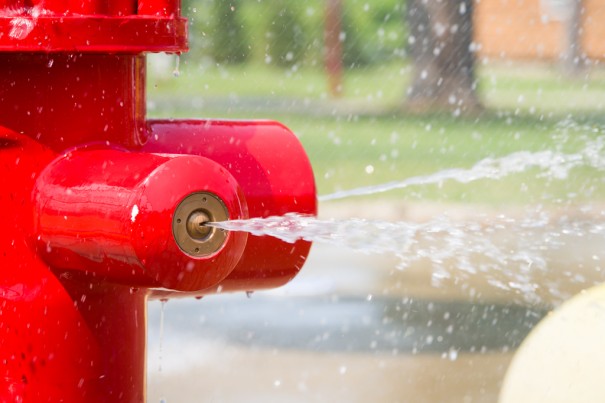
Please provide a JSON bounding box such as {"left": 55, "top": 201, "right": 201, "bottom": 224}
{"left": 209, "top": 130, "right": 605, "bottom": 303}
{"left": 320, "top": 131, "right": 605, "bottom": 201}
{"left": 158, "top": 300, "right": 167, "bottom": 403}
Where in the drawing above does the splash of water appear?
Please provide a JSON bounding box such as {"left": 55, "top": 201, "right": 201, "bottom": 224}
{"left": 209, "top": 209, "right": 605, "bottom": 303}
{"left": 158, "top": 300, "right": 167, "bottom": 403}
{"left": 172, "top": 55, "right": 181, "bottom": 78}
{"left": 319, "top": 134, "right": 605, "bottom": 201}
{"left": 209, "top": 211, "right": 605, "bottom": 261}
{"left": 158, "top": 300, "right": 166, "bottom": 372}
{"left": 211, "top": 125, "right": 605, "bottom": 303}
{"left": 1, "top": 5, "right": 49, "bottom": 40}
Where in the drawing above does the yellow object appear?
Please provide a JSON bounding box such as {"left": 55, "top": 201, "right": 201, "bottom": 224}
{"left": 500, "top": 283, "right": 605, "bottom": 402}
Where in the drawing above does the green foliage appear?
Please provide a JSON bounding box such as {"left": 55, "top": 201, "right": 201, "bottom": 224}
{"left": 341, "top": 7, "right": 370, "bottom": 68}
{"left": 342, "top": 0, "right": 407, "bottom": 67}
{"left": 209, "top": 0, "right": 250, "bottom": 64}
{"left": 265, "top": 2, "right": 307, "bottom": 67}
{"left": 180, "top": 0, "right": 209, "bottom": 60}
{"left": 180, "top": 0, "right": 406, "bottom": 69}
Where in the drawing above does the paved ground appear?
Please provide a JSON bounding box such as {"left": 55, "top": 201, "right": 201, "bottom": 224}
{"left": 147, "top": 245, "right": 525, "bottom": 403}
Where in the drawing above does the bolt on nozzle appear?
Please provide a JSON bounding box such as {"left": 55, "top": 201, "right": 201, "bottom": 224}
{"left": 172, "top": 192, "right": 229, "bottom": 257}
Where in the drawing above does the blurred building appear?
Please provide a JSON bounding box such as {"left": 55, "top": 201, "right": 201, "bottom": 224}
{"left": 475, "top": 0, "right": 605, "bottom": 61}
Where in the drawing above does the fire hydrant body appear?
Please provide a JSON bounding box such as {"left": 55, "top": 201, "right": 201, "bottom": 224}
{"left": 0, "top": 2, "right": 316, "bottom": 401}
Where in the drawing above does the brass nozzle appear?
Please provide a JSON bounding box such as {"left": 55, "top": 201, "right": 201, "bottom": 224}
{"left": 172, "top": 192, "right": 228, "bottom": 257}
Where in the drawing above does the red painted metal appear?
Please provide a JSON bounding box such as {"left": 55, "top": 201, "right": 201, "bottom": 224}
{"left": 0, "top": 53, "right": 147, "bottom": 151}
{"left": 0, "top": 7, "right": 187, "bottom": 52}
{"left": 144, "top": 119, "right": 316, "bottom": 297}
{"left": 34, "top": 147, "right": 248, "bottom": 291}
{"left": 0, "top": 1, "right": 316, "bottom": 401}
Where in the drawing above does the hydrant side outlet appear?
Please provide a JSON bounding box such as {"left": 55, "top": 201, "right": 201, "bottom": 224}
{"left": 33, "top": 148, "right": 249, "bottom": 291}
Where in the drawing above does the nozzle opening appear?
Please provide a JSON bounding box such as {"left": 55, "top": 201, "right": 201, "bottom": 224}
{"left": 186, "top": 210, "right": 212, "bottom": 240}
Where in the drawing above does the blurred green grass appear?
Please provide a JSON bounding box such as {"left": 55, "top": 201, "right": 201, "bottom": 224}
{"left": 147, "top": 59, "right": 605, "bottom": 205}
{"left": 148, "top": 58, "right": 408, "bottom": 102}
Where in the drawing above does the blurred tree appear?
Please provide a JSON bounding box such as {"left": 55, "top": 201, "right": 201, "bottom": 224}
{"left": 266, "top": 1, "right": 306, "bottom": 67}
{"left": 211, "top": 0, "right": 250, "bottom": 64}
{"left": 561, "top": 0, "right": 585, "bottom": 76}
{"left": 179, "top": 0, "right": 206, "bottom": 59}
{"left": 324, "top": 0, "right": 343, "bottom": 96}
{"left": 341, "top": 7, "right": 371, "bottom": 68}
{"left": 405, "top": 0, "right": 482, "bottom": 115}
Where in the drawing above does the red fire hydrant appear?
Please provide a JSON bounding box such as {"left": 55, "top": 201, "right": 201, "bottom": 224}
{"left": 0, "top": 2, "right": 316, "bottom": 401}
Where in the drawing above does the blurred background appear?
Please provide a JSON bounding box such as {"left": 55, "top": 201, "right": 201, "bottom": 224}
{"left": 147, "top": 1, "right": 605, "bottom": 401}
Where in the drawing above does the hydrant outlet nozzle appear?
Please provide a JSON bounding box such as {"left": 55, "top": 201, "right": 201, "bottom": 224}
{"left": 173, "top": 192, "right": 229, "bottom": 257}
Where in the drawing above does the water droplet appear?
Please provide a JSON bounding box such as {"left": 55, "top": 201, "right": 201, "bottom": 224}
{"left": 9, "top": 18, "right": 34, "bottom": 40}
{"left": 172, "top": 55, "right": 180, "bottom": 77}
{"left": 131, "top": 205, "right": 139, "bottom": 223}
{"left": 158, "top": 300, "right": 167, "bottom": 373}
{"left": 448, "top": 348, "right": 458, "bottom": 361}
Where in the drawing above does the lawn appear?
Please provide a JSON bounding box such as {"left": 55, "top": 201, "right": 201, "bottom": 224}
{"left": 147, "top": 57, "right": 605, "bottom": 205}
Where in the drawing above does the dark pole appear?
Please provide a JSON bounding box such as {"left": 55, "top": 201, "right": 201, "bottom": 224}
{"left": 324, "top": 0, "right": 343, "bottom": 97}
{"left": 562, "top": 0, "right": 584, "bottom": 76}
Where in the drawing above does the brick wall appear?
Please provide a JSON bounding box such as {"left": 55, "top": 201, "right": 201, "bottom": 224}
{"left": 583, "top": 0, "right": 605, "bottom": 59}
{"left": 474, "top": 0, "right": 605, "bottom": 61}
